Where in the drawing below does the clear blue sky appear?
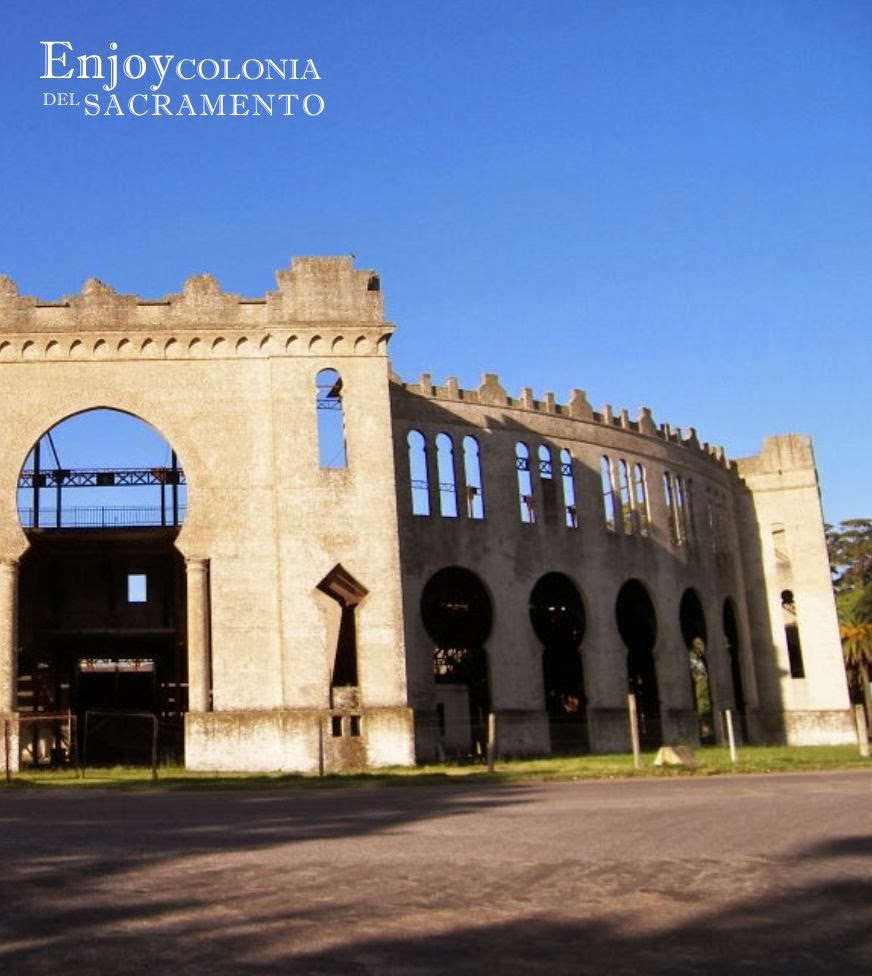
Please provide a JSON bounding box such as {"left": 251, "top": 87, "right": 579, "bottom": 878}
{"left": 3, "top": 1, "right": 870, "bottom": 525}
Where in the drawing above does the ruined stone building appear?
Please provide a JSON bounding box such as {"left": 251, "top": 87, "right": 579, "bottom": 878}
{"left": 0, "top": 257, "right": 855, "bottom": 771}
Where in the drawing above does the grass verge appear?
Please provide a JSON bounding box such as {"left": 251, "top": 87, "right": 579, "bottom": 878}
{"left": 3, "top": 744, "right": 870, "bottom": 791}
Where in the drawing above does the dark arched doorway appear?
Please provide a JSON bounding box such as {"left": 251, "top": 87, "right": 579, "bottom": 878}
{"left": 16, "top": 409, "right": 188, "bottom": 767}
{"left": 530, "top": 572, "right": 587, "bottom": 754}
{"left": 421, "top": 567, "right": 492, "bottom": 756}
{"left": 616, "top": 579, "right": 660, "bottom": 749}
{"left": 680, "top": 588, "right": 714, "bottom": 744}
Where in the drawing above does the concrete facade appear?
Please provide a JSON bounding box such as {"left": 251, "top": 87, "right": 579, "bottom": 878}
{"left": 0, "top": 257, "right": 854, "bottom": 771}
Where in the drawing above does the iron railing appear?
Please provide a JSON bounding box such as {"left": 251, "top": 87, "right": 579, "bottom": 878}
{"left": 19, "top": 505, "right": 187, "bottom": 529}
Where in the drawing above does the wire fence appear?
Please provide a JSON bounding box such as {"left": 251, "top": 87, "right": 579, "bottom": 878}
{"left": 4, "top": 711, "right": 163, "bottom": 781}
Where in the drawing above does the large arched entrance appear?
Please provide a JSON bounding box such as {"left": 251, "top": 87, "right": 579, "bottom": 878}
{"left": 15, "top": 409, "right": 188, "bottom": 767}
{"left": 616, "top": 579, "right": 661, "bottom": 749}
{"left": 421, "top": 567, "right": 492, "bottom": 757}
{"left": 680, "top": 588, "right": 714, "bottom": 744}
{"left": 530, "top": 572, "right": 587, "bottom": 754}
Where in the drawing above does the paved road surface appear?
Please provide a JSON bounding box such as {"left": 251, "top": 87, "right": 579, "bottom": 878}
{"left": 1, "top": 771, "right": 870, "bottom": 974}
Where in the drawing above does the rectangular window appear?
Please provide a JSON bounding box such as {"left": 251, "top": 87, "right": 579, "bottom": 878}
{"left": 127, "top": 573, "right": 147, "bottom": 603}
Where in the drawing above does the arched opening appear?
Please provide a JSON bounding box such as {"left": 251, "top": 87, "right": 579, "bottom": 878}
{"left": 538, "top": 445, "right": 559, "bottom": 524}
{"left": 780, "top": 588, "right": 806, "bottom": 678}
{"left": 663, "top": 471, "right": 689, "bottom": 545}
{"left": 680, "top": 588, "right": 714, "bottom": 744}
{"left": 723, "top": 598, "right": 747, "bottom": 740}
{"left": 632, "top": 463, "right": 649, "bottom": 536}
{"left": 530, "top": 572, "right": 587, "bottom": 754}
{"left": 18, "top": 409, "right": 186, "bottom": 530}
{"left": 406, "top": 430, "right": 430, "bottom": 516}
{"left": 617, "top": 459, "right": 633, "bottom": 533}
{"left": 421, "top": 567, "right": 492, "bottom": 756}
{"left": 601, "top": 456, "right": 617, "bottom": 531}
{"left": 515, "top": 442, "right": 534, "bottom": 523}
{"left": 315, "top": 368, "right": 347, "bottom": 468}
{"left": 616, "top": 579, "right": 660, "bottom": 748}
{"left": 462, "top": 435, "right": 484, "bottom": 519}
{"left": 16, "top": 409, "right": 188, "bottom": 768}
{"left": 435, "top": 433, "right": 458, "bottom": 518}
{"left": 560, "top": 449, "right": 578, "bottom": 528}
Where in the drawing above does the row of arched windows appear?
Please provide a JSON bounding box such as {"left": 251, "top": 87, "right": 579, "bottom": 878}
{"left": 663, "top": 470, "right": 693, "bottom": 545}
{"left": 407, "top": 431, "right": 484, "bottom": 519}
{"left": 705, "top": 487, "right": 729, "bottom": 554}
{"left": 406, "top": 429, "right": 701, "bottom": 543}
{"left": 600, "top": 455, "right": 650, "bottom": 536}
{"left": 515, "top": 443, "right": 577, "bottom": 527}
{"left": 320, "top": 387, "right": 700, "bottom": 546}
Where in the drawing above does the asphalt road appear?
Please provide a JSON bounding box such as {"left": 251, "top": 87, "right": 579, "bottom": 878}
{"left": 1, "top": 771, "right": 870, "bottom": 975}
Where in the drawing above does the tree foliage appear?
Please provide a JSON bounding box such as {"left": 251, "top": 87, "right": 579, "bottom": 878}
{"left": 826, "top": 518, "right": 872, "bottom": 593}
{"left": 828, "top": 521, "right": 872, "bottom": 729}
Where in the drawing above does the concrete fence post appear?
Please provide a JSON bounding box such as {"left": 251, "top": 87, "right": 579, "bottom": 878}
{"left": 628, "top": 694, "right": 641, "bottom": 769}
{"left": 854, "top": 704, "right": 870, "bottom": 758}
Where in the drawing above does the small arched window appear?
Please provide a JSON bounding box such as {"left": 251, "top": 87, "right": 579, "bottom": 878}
{"left": 674, "top": 474, "right": 689, "bottom": 544}
{"left": 618, "top": 459, "right": 633, "bottom": 533}
{"left": 560, "top": 448, "right": 577, "bottom": 528}
{"left": 664, "top": 471, "right": 685, "bottom": 544}
{"left": 781, "top": 588, "right": 805, "bottom": 678}
{"left": 462, "top": 435, "right": 484, "bottom": 519}
{"left": 407, "top": 430, "right": 430, "bottom": 516}
{"left": 516, "top": 442, "right": 534, "bottom": 523}
{"left": 436, "top": 433, "right": 457, "bottom": 517}
{"left": 633, "top": 463, "right": 649, "bottom": 535}
{"left": 601, "top": 456, "right": 617, "bottom": 531}
{"left": 316, "top": 369, "right": 347, "bottom": 468}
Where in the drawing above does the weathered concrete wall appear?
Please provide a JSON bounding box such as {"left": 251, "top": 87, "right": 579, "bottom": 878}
{"left": 185, "top": 706, "right": 414, "bottom": 773}
{"left": 0, "top": 257, "right": 852, "bottom": 770}
{"left": 735, "top": 435, "right": 853, "bottom": 744}
{"left": 0, "top": 257, "right": 413, "bottom": 771}
{"left": 390, "top": 377, "right": 850, "bottom": 755}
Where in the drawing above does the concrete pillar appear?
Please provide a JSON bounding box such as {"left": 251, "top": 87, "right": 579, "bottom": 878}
{"left": 186, "top": 557, "right": 211, "bottom": 712}
{"left": 0, "top": 558, "right": 19, "bottom": 712}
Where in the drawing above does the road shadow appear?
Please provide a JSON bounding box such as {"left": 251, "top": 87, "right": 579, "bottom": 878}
{"left": 0, "top": 786, "right": 869, "bottom": 974}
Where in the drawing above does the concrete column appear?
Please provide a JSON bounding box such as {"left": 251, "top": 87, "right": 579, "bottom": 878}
{"left": 186, "top": 557, "right": 211, "bottom": 712}
{"left": 0, "top": 558, "right": 19, "bottom": 712}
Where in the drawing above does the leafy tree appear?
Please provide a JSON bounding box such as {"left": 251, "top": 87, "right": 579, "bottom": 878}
{"left": 826, "top": 518, "right": 872, "bottom": 593}
{"left": 827, "top": 520, "right": 872, "bottom": 731}
{"left": 836, "top": 584, "right": 872, "bottom": 732}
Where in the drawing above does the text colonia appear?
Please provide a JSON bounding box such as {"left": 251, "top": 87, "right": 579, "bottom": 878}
{"left": 40, "top": 41, "right": 323, "bottom": 118}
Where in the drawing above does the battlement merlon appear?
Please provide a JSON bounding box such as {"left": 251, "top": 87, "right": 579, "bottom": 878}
{"left": 391, "top": 371, "right": 732, "bottom": 468}
{"left": 0, "top": 256, "right": 387, "bottom": 333}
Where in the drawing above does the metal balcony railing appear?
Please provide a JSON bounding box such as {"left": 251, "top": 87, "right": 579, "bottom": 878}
{"left": 19, "top": 506, "right": 187, "bottom": 529}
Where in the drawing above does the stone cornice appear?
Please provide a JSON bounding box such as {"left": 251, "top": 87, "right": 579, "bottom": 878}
{"left": 0, "top": 257, "right": 391, "bottom": 356}
{"left": 0, "top": 328, "right": 394, "bottom": 361}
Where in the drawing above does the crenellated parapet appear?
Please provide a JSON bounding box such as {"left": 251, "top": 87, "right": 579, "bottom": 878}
{"left": 0, "top": 256, "right": 392, "bottom": 359}
{"left": 392, "top": 371, "right": 731, "bottom": 468}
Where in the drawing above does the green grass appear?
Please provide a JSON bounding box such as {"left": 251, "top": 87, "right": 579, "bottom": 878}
{"left": 3, "top": 744, "right": 870, "bottom": 790}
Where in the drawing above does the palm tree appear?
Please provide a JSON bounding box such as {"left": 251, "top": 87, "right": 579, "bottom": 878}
{"left": 837, "top": 588, "right": 872, "bottom": 733}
